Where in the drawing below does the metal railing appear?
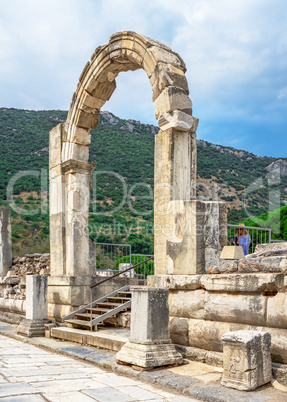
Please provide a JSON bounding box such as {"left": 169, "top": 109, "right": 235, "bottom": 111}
{"left": 227, "top": 224, "right": 271, "bottom": 254}
{"left": 94, "top": 242, "right": 131, "bottom": 275}
{"left": 89, "top": 257, "right": 154, "bottom": 329}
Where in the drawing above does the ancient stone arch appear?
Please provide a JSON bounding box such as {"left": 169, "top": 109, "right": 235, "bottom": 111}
{"left": 48, "top": 32, "right": 225, "bottom": 317}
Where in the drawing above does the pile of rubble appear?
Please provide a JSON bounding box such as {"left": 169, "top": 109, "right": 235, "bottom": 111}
{"left": 0, "top": 253, "right": 50, "bottom": 300}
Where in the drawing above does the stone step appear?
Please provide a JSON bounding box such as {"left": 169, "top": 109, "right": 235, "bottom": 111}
{"left": 117, "top": 292, "right": 132, "bottom": 297}
{"left": 51, "top": 327, "right": 129, "bottom": 352}
{"left": 74, "top": 313, "right": 101, "bottom": 321}
{"left": 65, "top": 319, "right": 92, "bottom": 327}
{"left": 86, "top": 307, "right": 112, "bottom": 314}
{"left": 106, "top": 296, "right": 131, "bottom": 302}
{"left": 95, "top": 302, "right": 123, "bottom": 308}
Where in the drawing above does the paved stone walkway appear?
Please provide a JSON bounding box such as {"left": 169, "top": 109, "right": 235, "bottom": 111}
{"left": 0, "top": 334, "right": 194, "bottom": 401}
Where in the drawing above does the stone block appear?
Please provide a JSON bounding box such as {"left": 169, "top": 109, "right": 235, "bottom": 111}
{"left": 47, "top": 281, "right": 92, "bottom": 306}
{"left": 116, "top": 342, "right": 183, "bottom": 368}
{"left": 17, "top": 318, "right": 49, "bottom": 337}
{"left": 90, "top": 79, "right": 117, "bottom": 101}
{"left": 154, "top": 197, "right": 225, "bottom": 276}
{"left": 0, "top": 207, "right": 12, "bottom": 277}
{"left": 255, "top": 242, "right": 287, "bottom": 253}
{"left": 73, "top": 108, "right": 100, "bottom": 129}
{"left": 158, "top": 110, "right": 193, "bottom": 132}
{"left": 129, "top": 287, "right": 170, "bottom": 345}
{"left": 169, "top": 289, "right": 206, "bottom": 320}
{"left": 153, "top": 86, "right": 192, "bottom": 119}
{"left": 205, "top": 292, "right": 266, "bottom": 326}
{"left": 221, "top": 330, "right": 272, "bottom": 391}
{"left": 62, "top": 142, "right": 89, "bottom": 162}
{"left": 68, "top": 125, "right": 91, "bottom": 146}
{"left": 188, "top": 319, "right": 248, "bottom": 352}
{"left": 200, "top": 273, "right": 284, "bottom": 293}
{"left": 116, "top": 286, "right": 183, "bottom": 367}
{"left": 267, "top": 292, "right": 287, "bottom": 329}
{"left": 148, "top": 46, "right": 184, "bottom": 70}
{"left": 147, "top": 274, "right": 202, "bottom": 290}
{"left": 49, "top": 123, "right": 63, "bottom": 169}
{"left": 218, "top": 259, "right": 239, "bottom": 273}
{"left": 238, "top": 256, "right": 285, "bottom": 273}
{"left": 150, "top": 62, "right": 189, "bottom": 101}
{"left": 169, "top": 317, "right": 189, "bottom": 346}
{"left": 220, "top": 246, "right": 244, "bottom": 260}
{"left": 26, "top": 275, "right": 48, "bottom": 321}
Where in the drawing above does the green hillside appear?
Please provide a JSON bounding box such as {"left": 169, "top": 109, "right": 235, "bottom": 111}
{"left": 0, "top": 107, "right": 286, "bottom": 255}
{"left": 243, "top": 205, "right": 287, "bottom": 241}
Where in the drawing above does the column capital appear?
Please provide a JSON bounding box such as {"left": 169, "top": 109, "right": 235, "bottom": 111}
{"left": 61, "top": 159, "right": 96, "bottom": 175}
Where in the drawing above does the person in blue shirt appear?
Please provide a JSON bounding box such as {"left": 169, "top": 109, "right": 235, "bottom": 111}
{"left": 236, "top": 223, "right": 251, "bottom": 256}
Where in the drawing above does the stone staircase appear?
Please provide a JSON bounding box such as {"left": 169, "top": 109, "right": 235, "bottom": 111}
{"left": 63, "top": 285, "right": 131, "bottom": 330}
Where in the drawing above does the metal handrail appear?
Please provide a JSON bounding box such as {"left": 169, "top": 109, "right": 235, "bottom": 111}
{"left": 90, "top": 256, "right": 154, "bottom": 289}
{"left": 89, "top": 256, "right": 154, "bottom": 331}
{"left": 227, "top": 223, "right": 272, "bottom": 253}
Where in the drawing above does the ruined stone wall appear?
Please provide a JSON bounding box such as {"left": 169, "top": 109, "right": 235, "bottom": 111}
{"left": 0, "top": 253, "right": 50, "bottom": 300}
{"left": 148, "top": 242, "right": 287, "bottom": 365}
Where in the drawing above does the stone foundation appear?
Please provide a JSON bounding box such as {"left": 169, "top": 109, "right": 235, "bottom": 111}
{"left": 148, "top": 245, "right": 287, "bottom": 364}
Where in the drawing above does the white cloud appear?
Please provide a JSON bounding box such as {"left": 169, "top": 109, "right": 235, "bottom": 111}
{"left": 0, "top": 0, "right": 286, "bottom": 156}
{"left": 278, "top": 86, "right": 287, "bottom": 100}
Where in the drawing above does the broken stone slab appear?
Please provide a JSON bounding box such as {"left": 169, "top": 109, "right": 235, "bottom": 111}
{"left": 158, "top": 110, "right": 193, "bottom": 132}
{"left": 218, "top": 259, "right": 239, "bottom": 273}
{"left": 200, "top": 273, "right": 284, "bottom": 293}
{"left": 221, "top": 330, "right": 272, "bottom": 391}
{"left": 2, "top": 276, "right": 19, "bottom": 285}
{"left": 220, "top": 246, "right": 244, "bottom": 260}
{"left": 255, "top": 242, "right": 287, "bottom": 253}
{"left": 247, "top": 249, "right": 287, "bottom": 259}
{"left": 238, "top": 256, "right": 286, "bottom": 273}
{"left": 116, "top": 286, "right": 183, "bottom": 368}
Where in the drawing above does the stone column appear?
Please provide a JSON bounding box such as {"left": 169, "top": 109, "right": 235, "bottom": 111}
{"left": 48, "top": 159, "right": 95, "bottom": 310}
{"left": 116, "top": 287, "right": 183, "bottom": 368}
{"left": 49, "top": 124, "right": 66, "bottom": 277}
{"left": 0, "top": 207, "right": 12, "bottom": 278}
{"left": 61, "top": 159, "right": 95, "bottom": 277}
{"left": 48, "top": 123, "right": 96, "bottom": 313}
{"left": 17, "top": 275, "right": 48, "bottom": 337}
{"left": 221, "top": 330, "right": 272, "bottom": 391}
{"left": 154, "top": 122, "right": 227, "bottom": 275}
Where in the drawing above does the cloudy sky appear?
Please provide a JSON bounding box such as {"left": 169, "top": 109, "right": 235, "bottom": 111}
{"left": 0, "top": 0, "right": 286, "bottom": 157}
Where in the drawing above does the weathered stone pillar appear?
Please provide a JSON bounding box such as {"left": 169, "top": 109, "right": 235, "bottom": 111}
{"left": 0, "top": 207, "right": 12, "bottom": 278}
{"left": 221, "top": 330, "right": 272, "bottom": 391}
{"left": 116, "top": 287, "right": 183, "bottom": 368}
{"left": 154, "top": 121, "right": 227, "bottom": 275}
{"left": 49, "top": 124, "right": 66, "bottom": 277}
{"left": 17, "top": 275, "right": 48, "bottom": 337}
{"left": 61, "top": 160, "right": 95, "bottom": 276}
{"left": 48, "top": 124, "right": 95, "bottom": 313}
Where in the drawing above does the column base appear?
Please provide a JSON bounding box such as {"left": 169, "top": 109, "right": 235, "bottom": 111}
{"left": 17, "top": 318, "right": 49, "bottom": 337}
{"left": 116, "top": 341, "right": 183, "bottom": 368}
